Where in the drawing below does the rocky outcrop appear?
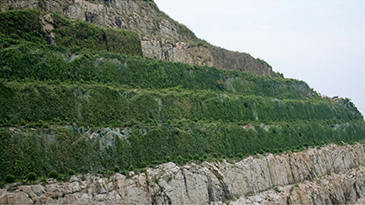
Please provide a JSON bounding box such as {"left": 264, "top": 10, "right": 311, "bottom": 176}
{"left": 211, "top": 47, "right": 274, "bottom": 77}
{"left": 140, "top": 34, "right": 214, "bottom": 66}
{"left": 0, "top": 0, "right": 274, "bottom": 77}
{"left": 2, "top": 143, "right": 365, "bottom": 204}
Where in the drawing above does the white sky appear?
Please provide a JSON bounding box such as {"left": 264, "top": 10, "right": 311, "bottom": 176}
{"left": 154, "top": 0, "right": 365, "bottom": 116}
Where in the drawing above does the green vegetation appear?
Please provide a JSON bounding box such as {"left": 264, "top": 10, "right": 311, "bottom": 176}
{"left": 0, "top": 10, "right": 142, "bottom": 57}
{"left": 0, "top": 9, "right": 364, "bottom": 183}
{"left": 0, "top": 44, "right": 319, "bottom": 100}
{"left": 0, "top": 9, "right": 45, "bottom": 45}
{"left": 53, "top": 14, "right": 142, "bottom": 56}
{"left": 26, "top": 172, "right": 37, "bottom": 181}
{"left": 0, "top": 80, "right": 361, "bottom": 127}
{"left": 1, "top": 119, "right": 364, "bottom": 180}
{"left": 48, "top": 170, "right": 59, "bottom": 179}
{"left": 5, "top": 174, "right": 15, "bottom": 183}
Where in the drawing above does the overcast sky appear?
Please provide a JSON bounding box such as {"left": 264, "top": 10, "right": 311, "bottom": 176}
{"left": 154, "top": 0, "right": 365, "bottom": 116}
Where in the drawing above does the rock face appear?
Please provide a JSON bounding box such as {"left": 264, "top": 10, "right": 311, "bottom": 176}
{"left": 0, "top": 0, "right": 274, "bottom": 77}
{"left": 2, "top": 143, "right": 365, "bottom": 204}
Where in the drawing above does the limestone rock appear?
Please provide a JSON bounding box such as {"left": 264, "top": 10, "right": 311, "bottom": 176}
{"left": 31, "top": 184, "right": 45, "bottom": 196}
{"left": 19, "top": 186, "right": 38, "bottom": 202}
{"left": 5, "top": 192, "right": 33, "bottom": 204}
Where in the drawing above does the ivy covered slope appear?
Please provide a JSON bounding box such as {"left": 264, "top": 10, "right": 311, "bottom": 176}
{"left": 0, "top": 9, "right": 365, "bottom": 181}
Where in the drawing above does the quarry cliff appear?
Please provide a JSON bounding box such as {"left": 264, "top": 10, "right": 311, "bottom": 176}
{"left": 1, "top": 1, "right": 365, "bottom": 204}
{"left": 0, "top": 0, "right": 274, "bottom": 77}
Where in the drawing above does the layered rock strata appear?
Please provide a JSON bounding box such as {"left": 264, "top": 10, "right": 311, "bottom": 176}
{"left": 1, "top": 143, "right": 365, "bottom": 204}
{"left": 0, "top": 0, "right": 274, "bottom": 77}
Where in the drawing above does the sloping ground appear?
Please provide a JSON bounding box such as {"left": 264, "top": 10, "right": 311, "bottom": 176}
{"left": 1, "top": 7, "right": 365, "bottom": 203}
{"left": 1, "top": 143, "right": 365, "bottom": 204}
{"left": 1, "top": 41, "right": 364, "bottom": 179}
{"left": 0, "top": 0, "right": 274, "bottom": 76}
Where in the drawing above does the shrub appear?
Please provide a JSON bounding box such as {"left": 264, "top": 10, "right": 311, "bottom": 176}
{"left": 176, "top": 155, "right": 184, "bottom": 164}
{"left": 193, "top": 117, "right": 198, "bottom": 122}
{"left": 128, "top": 165, "right": 134, "bottom": 172}
{"left": 152, "top": 160, "right": 161, "bottom": 164}
{"left": 20, "top": 119, "right": 26, "bottom": 126}
{"left": 104, "top": 170, "right": 115, "bottom": 176}
{"left": 203, "top": 154, "right": 208, "bottom": 159}
{"left": 237, "top": 153, "right": 243, "bottom": 158}
{"left": 213, "top": 153, "right": 219, "bottom": 158}
{"left": 48, "top": 170, "right": 58, "bottom": 179}
{"left": 5, "top": 174, "right": 15, "bottom": 183}
{"left": 167, "top": 120, "right": 171, "bottom": 125}
{"left": 68, "top": 169, "right": 75, "bottom": 176}
{"left": 274, "top": 186, "right": 281, "bottom": 193}
{"left": 26, "top": 172, "right": 37, "bottom": 180}
{"left": 187, "top": 154, "right": 193, "bottom": 160}
{"left": 259, "top": 149, "right": 264, "bottom": 154}
{"left": 193, "top": 154, "right": 200, "bottom": 160}
{"left": 114, "top": 166, "right": 121, "bottom": 173}
{"left": 165, "top": 156, "right": 171, "bottom": 162}
{"left": 139, "top": 162, "right": 147, "bottom": 168}
{"left": 129, "top": 119, "right": 135, "bottom": 125}
{"left": 229, "top": 154, "right": 234, "bottom": 158}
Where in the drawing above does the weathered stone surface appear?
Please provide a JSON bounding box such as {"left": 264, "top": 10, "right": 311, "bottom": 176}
{"left": 19, "top": 186, "right": 39, "bottom": 202}
{"left": 39, "top": 13, "right": 56, "bottom": 45}
{"left": 6, "top": 192, "right": 33, "bottom": 204}
{"left": 211, "top": 47, "right": 273, "bottom": 77}
{"left": 0, "top": 190, "right": 7, "bottom": 204}
{"left": 0, "top": 0, "right": 274, "bottom": 77}
{"left": 31, "top": 184, "right": 45, "bottom": 196}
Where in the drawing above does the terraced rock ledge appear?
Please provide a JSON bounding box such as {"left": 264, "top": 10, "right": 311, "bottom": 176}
{"left": 1, "top": 143, "right": 365, "bottom": 204}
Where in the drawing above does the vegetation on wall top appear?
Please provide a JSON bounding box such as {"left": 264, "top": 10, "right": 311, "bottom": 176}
{"left": 0, "top": 8, "right": 364, "bottom": 184}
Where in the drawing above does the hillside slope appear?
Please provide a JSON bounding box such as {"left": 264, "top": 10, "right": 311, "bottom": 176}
{"left": 1, "top": 8, "right": 364, "bottom": 179}
{"left": 0, "top": 0, "right": 274, "bottom": 76}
